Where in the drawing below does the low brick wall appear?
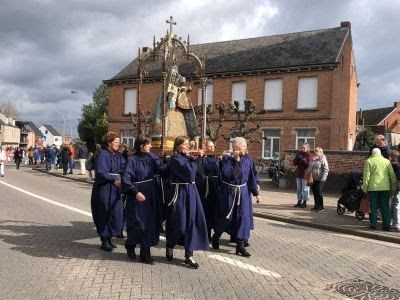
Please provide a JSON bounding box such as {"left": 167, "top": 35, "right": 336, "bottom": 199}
{"left": 283, "top": 150, "right": 369, "bottom": 193}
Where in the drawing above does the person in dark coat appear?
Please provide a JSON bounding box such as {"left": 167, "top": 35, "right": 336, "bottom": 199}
{"left": 293, "top": 143, "right": 312, "bottom": 208}
{"left": 165, "top": 136, "right": 209, "bottom": 269}
{"left": 14, "top": 148, "right": 23, "bottom": 170}
{"left": 195, "top": 140, "right": 220, "bottom": 241}
{"left": 60, "top": 144, "right": 71, "bottom": 175}
{"left": 369, "top": 134, "right": 391, "bottom": 159}
{"left": 211, "top": 137, "right": 260, "bottom": 257}
{"left": 121, "top": 136, "right": 168, "bottom": 264}
{"left": 91, "top": 132, "right": 125, "bottom": 252}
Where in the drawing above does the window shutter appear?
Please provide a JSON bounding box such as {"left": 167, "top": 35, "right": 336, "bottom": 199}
{"left": 231, "top": 82, "right": 247, "bottom": 111}
{"left": 264, "top": 79, "right": 283, "bottom": 110}
{"left": 124, "top": 88, "right": 137, "bottom": 114}
{"left": 297, "top": 77, "right": 318, "bottom": 109}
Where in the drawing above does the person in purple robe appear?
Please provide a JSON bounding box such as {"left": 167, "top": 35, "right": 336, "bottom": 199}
{"left": 212, "top": 137, "right": 261, "bottom": 257}
{"left": 195, "top": 140, "right": 220, "bottom": 241}
{"left": 91, "top": 132, "right": 125, "bottom": 252}
{"left": 165, "top": 136, "right": 209, "bottom": 269}
{"left": 121, "top": 136, "right": 168, "bottom": 264}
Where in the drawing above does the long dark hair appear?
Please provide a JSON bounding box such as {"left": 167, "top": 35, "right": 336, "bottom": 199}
{"left": 173, "top": 136, "right": 189, "bottom": 153}
{"left": 134, "top": 135, "right": 151, "bottom": 154}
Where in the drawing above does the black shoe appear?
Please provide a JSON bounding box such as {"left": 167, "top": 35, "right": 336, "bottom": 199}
{"left": 108, "top": 238, "right": 117, "bottom": 248}
{"left": 229, "top": 235, "right": 236, "bottom": 243}
{"left": 244, "top": 240, "right": 250, "bottom": 247}
{"left": 211, "top": 233, "right": 220, "bottom": 250}
{"left": 383, "top": 227, "right": 391, "bottom": 232}
{"left": 140, "top": 255, "right": 154, "bottom": 265}
{"left": 184, "top": 256, "right": 199, "bottom": 269}
{"left": 100, "top": 238, "right": 113, "bottom": 252}
{"left": 236, "top": 240, "right": 251, "bottom": 257}
{"left": 166, "top": 247, "right": 174, "bottom": 261}
{"left": 294, "top": 202, "right": 302, "bottom": 207}
{"left": 310, "top": 207, "right": 317, "bottom": 211}
{"left": 127, "top": 248, "right": 136, "bottom": 260}
{"left": 300, "top": 202, "right": 307, "bottom": 208}
{"left": 316, "top": 207, "right": 325, "bottom": 212}
{"left": 369, "top": 225, "right": 377, "bottom": 230}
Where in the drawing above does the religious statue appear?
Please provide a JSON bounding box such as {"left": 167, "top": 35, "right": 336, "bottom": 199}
{"left": 152, "top": 64, "right": 199, "bottom": 140}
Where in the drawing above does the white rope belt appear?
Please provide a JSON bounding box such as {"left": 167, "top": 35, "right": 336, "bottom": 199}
{"left": 132, "top": 178, "right": 153, "bottom": 184}
{"left": 168, "top": 182, "right": 195, "bottom": 206}
{"left": 205, "top": 175, "right": 219, "bottom": 199}
{"left": 221, "top": 181, "right": 247, "bottom": 219}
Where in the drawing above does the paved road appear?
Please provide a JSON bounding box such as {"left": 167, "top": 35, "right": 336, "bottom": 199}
{"left": 1, "top": 167, "right": 400, "bottom": 299}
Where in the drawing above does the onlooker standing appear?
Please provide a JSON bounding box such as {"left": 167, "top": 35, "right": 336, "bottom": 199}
{"left": 78, "top": 142, "right": 89, "bottom": 175}
{"left": 369, "top": 134, "right": 391, "bottom": 159}
{"left": 68, "top": 143, "right": 76, "bottom": 174}
{"left": 85, "top": 152, "right": 94, "bottom": 180}
{"left": 0, "top": 147, "right": 6, "bottom": 177}
{"left": 60, "top": 143, "right": 71, "bottom": 175}
{"left": 306, "top": 147, "right": 329, "bottom": 212}
{"left": 14, "top": 148, "right": 23, "bottom": 170}
{"left": 390, "top": 150, "right": 400, "bottom": 231}
{"left": 293, "top": 143, "right": 312, "bottom": 208}
{"left": 49, "top": 145, "right": 58, "bottom": 172}
{"left": 362, "top": 148, "right": 397, "bottom": 231}
{"left": 28, "top": 147, "right": 34, "bottom": 165}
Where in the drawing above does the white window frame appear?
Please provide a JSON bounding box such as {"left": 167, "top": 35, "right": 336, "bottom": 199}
{"left": 262, "top": 129, "right": 281, "bottom": 159}
{"left": 121, "top": 129, "right": 135, "bottom": 149}
{"left": 295, "top": 128, "right": 316, "bottom": 149}
{"left": 297, "top": 77, "right": 318, "bottom": 109}
{"left": 231, "top": 81, "right": 247, "bottom": 111}
{"left": 264, "top": 79, "right": 283, "bottom": 111}
{"left": 124, "top": 88, "right": 137, "bottom": 115}
{"left": 197, "top": 84, "right": 213, "bottom": 106}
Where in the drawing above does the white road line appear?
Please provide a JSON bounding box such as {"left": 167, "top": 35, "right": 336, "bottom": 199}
{"left": 0, "top": 180, "right": 92, "bottom": 217}
{"left": 0, "top": 180, "right": 282, "bottom": 277}
{"left": 208, "top": 254, "right": 282, "bottom": 278}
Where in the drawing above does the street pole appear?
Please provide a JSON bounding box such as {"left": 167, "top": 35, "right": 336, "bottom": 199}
{"left": 54, "top": 110, "right": 66, "bottom": 143}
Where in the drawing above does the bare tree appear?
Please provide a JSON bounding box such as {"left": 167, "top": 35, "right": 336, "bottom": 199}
{"left": 0, "top": 100, "right": 20, "bottom": 118}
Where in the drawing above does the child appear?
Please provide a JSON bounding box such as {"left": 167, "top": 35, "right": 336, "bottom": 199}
{"left": 390, "top": 150, "right": 400, "bottom": 231}
{"left": 85, "top": 152, "right": 94, "bottom": 180}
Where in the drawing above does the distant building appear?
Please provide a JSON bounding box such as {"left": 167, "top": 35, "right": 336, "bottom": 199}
{"left": 15, "top": 121, "right": 43, "bottom": 149}
{"left": 0, "top": 112, "right": 21, "bottom": 148}
{"left": 104, "top": 21, "right": 358, "bottom": 157}
{"left": 357, "top": 101, "right": 400, "bottom": 145}
{"left": 39, "top": 124, "right": 62, "bottom": 147}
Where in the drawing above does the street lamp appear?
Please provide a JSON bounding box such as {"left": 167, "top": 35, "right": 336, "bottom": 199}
{"left": 53, "top": 109, "right": 66, "bottom": 143}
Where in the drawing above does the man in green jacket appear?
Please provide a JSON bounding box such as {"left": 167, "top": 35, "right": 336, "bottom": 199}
{"left": 362, "top": 148, "right": 397, "bottom": 230}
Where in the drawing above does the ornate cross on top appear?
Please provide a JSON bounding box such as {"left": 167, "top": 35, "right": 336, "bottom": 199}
{"left": 166, "top": 16, "right": 177, "bottom": 34}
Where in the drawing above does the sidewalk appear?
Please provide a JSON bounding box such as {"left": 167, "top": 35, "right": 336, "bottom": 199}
{"left": 31, "top": 165, "right": 400, "bottom": 244}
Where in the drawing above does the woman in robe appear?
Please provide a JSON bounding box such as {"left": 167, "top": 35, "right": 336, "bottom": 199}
{"left": 91, "top": 132, "right": 125, "bottom": 251}
{"left": 165, "top": 136, "right": 209, "bottom": 269}
{"left": 212, "top": 137, "right": 260, "bottom": 257}
{"left": 121, "top": 136, "right": 168, "bottom": 264}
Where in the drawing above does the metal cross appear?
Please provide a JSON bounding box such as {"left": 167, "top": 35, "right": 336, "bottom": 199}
{"left": 166, "top": 16, "right": 177, "bottom": 34}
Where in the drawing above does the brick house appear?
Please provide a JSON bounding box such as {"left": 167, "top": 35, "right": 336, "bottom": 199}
{"left": 104, "top": 21, "right": 358, "bottom": 158}
{"left": 0, "top": 112, "right": 21, "bottom": 148}
{"left": 15, "top": 121, "right": 43, "bottom": 149}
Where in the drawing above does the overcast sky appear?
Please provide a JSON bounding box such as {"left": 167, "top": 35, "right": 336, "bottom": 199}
{"left": 0, "top": 0, "right": 399, "bottom": 137}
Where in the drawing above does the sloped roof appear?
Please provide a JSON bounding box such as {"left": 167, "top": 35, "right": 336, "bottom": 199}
{"left": 357, "top": 107, "right": 394, "bottom": 126}
{"left": 108, "top": 26, "right": 349, "bottom": 82}
{"left": 42, "top": 124, "right": 62, "bottom": 136}
{"left": 19, "top": 121, "right": 42, "bottom": 135}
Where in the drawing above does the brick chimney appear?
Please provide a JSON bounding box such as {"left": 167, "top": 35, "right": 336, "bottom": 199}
{"left": 340, "top": 21, "right": 351, "bottom": 29}
{"left": 142, "top": 47, "right": 150, "bottom": 53}
{"left": 394, "top": 101, "right": 400, "bottom": 108}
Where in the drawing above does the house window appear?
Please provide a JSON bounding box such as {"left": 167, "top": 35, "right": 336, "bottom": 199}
{"left": 231, "top": 81, "right": 247, "bottom": 111}
{"left": 263, "top": 129, "right": 280, "bottom": 158}
{"left": 197, "top": 84, "right": 213, "bottom": 106}
{"left": 124, "top": 88, "right": 137, "bottom": 114}
{"left": 297, "top": 77, "right": 318, "bottom": 109}
{"left": 264, "top": 79, "right": 283, "bottom": 110}
{"left": 45, "top": 130, "right": 48, "bottom": 134}
{"left": 54, "top": 138, "right": 58, "bottom": 142}
{"left": 296, "top": 128, "right": 315, "bottom": 149}
{"left": 121, "top": 129, "right": 135, "bottom": 149}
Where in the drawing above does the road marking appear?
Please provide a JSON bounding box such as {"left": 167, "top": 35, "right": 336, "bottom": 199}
{"left": 0, "top": 180, "right": 283, "bottom": 277}
{"left": 208, "top": 254, "right": 282, "bottom": 278}
{"left": 0, "top": 180, "right": 92, "bottom": 217}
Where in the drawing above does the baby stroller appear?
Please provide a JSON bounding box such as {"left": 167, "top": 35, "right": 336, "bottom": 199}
{"left": 337, "top": 171, "right": 365, "bottom": 220}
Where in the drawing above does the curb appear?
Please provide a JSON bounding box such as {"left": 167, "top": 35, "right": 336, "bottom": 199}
{"left": 32, "top": 167, "right": 400, "bottom": 245}
{"left": 32, "top": 168, "right": 93, "bottom": 185}
{"left": 253, "top": 212, "right": 400, "bottom": 245}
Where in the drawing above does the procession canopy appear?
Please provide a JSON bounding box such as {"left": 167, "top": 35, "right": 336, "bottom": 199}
{"left": 137, "top": 16, "right": 207, "bottom": 153}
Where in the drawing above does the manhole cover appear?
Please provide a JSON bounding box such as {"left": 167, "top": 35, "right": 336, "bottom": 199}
{"left": 327, "top": 279, "right": 400, "bottom": 299}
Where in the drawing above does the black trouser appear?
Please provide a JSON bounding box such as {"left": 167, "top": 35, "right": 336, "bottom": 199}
{"left": 15, "top": 159, "right": 21, "bottom": 169}
{"left": 311, "top": 180, "right": 324, "bottom": 208}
